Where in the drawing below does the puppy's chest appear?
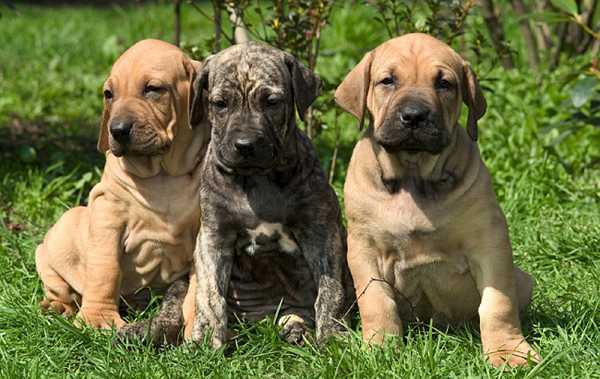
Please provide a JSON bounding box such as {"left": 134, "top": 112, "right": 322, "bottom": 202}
{"left": 378, "top": 190, "right": 440, "bottom": 237}
{"left": 124, "top": 187, "right": 200, "bottom": 254}
{"left": 120, "top": 192, "right": 200, "bottom": 290}
{"left": 236, "top": 221, "right": 300, "bottom": 256}
{"left": 372, "top": 190, "right": 463, "bottom": 270}
{"left": 233, "top": 183, "right": 301, "bottom": 256}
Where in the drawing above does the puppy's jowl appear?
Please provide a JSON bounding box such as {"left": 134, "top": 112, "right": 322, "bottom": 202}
{"left": 336, "top": 33, "right": 540, "bottom": 367}
{"left": 188, "top": 42, "right": 354, "bottom": 348}
{"left": 35, "top": 39, "right": 208, "bottom": 332}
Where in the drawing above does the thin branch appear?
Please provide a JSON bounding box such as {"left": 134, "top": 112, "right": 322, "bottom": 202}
{"left": 254, "top": 0, "right": 269, "bottom": 41}
{"left": 224, "top": 0, "right": 269, "bottom": 43}
{"left": 551, "top": 23, "right": 568, "bottom": 69}
{"left": 275, "top": 0, "right": 285, "bottom": 48}
{"left": 578, "top": 0, "right": 599, "bottom": 52}
{"left": 328, "top": 109, "right": 340, "bottom": 185}
{"left": 586, "top": 0, "right": 599, "bottom": 29}
{"left": 226, "top": 2, "right": 250, "bottom": 44}
{"left": 174, "top": 0, "right": 182, "bottom": 47}
{"left": 189, "top": 0, "right": 234, "bottom": 45}
{"left": 211, "top": 0, "right": 221, "bottom": 52}
{"left": 511, "top": 0, "right": 540, "bottom": 69}
{"left": 479, "top": 0, "right": 515, "bottom": 69}
{"left": 592, "top": 39, "right": 600, "bottom": 57}
{"left": 340, "top": 277, "right": 416, "bottom": 322}
{"left": 533, "top": 0, "right": 552, "bottom": 51}
{"left": 573, "top": 13, "right": 600, "bottom": 40}
{"left": 308, "top": 8, "right": 322, "bottom": 70}
{"left": 447, "top": 0, "right": 477, "bottom": 43}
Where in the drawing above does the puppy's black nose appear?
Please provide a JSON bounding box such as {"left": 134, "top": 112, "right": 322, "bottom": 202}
{"left": 234, "top": 138, "right": 255, "bottom": 157}
{"left": 399, "top": 104, "right": 430, "bottom": 128}
{"left": 110, "top": 121, "right": 132, "bottom": 142}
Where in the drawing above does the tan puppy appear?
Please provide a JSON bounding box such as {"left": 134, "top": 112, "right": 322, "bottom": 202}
{"left": 35, "top": 39, "right": 208, "bottom": 331}
{"left": 335, "top": 34, "right": 540, "bottom": 367}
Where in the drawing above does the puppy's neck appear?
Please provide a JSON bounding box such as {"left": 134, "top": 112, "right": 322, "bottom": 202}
{"left": 114, "top": 122, "right": 209, "bottom": 179}
{"left": 376, "top": 149, "right": 441, "bottom": 182}
{"left": 267, "top": 128, "right": 316, "bottom": 186}
{"left": 372, "top": 126, "right": 473, "bottom": 194}
{"left": 117, "top": 155, "right": 164, "bottom": 178}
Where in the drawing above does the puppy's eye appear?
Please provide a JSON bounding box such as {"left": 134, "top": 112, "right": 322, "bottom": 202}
{"left": 144, "top": 85, "right": 164, "bottom": 96}
{"left": 103, "top": 89, "right": 113, "bottom": 100}
{"left": 265, "top": 95, "right": 281, "bottom": 107}
{"left": 379, "top": 76, "right": 395, "bottom": 86}
{"left": 211, "top": 99, "right": 227, "bottom": 109}
{"left": 435, "top": 77, "right": 454, "bottom": 91}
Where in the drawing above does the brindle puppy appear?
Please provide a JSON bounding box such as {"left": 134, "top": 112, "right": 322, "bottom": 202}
{"left": 190, "top": 42, "right": 354, "bottom": 348}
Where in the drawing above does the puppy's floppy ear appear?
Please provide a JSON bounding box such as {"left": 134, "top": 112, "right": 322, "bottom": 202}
{"left": 335, "top": 51, "right": 373, "bottom": 130}
{"left": 462, "top": 61, "right": 486, "bottom": 141}
{"left": 97, "top": 96, "right": 110, "bottom": 153}
{"left": 189, "top": 56, "right": 212, "bottom": 127}
{"left": 283, "top": 52, "right": 322, "bottom": 122}
{"left": 184, "top": 58, "right": 203, "bottom": 128}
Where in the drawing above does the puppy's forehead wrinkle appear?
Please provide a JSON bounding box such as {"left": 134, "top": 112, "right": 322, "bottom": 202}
{"left": 212, "top": 77, "right": 242, "bottom": 98}
{"left": 111, "top": 69, "right": 180, "bottom": 98}
{"left": 375, "top": 36, "right": 464, "bottom": 81}
{"left": 212, "top": 50, "right": 286, "bottom": 100}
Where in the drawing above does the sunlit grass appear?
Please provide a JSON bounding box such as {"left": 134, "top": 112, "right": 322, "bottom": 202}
{"left": 0, "top": 2, "right": 599, "bottom": 378}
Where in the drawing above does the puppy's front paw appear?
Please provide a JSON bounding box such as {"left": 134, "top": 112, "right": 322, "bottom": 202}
{"left": 191, "top": 321, "right": 226, "bottom": 349}
{"left": 485, "top": 340, "right": 541, "bottom": 368}
{"left": 40, "top": 298, "right": 77, "bottom": 317}
{"left": 77, "top": 308, "right": 125, "bottom": 329}
{"left": 278, "top": 314, "right": 310, "bottom": 345}
{"left": 114, "top": 320, "right": 151, "bottom": 345}
{"left": 116, "top": 317, "right": 183, "bottom": 347}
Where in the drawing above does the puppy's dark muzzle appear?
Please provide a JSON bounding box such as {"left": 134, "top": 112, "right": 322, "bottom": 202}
{"left": 217, "top": 133, "right": 275, "bottom": 174}
{"left": 398, "top": 103, "right": 430, "bottom": 129}
{"left": 234, "top": 138, "right": 257, "bottom": 158}
{"left": 375, "top": 103, "right": 448, "bottom": 154}
{"left": 232, "top": 135, "right": 273, "bottom": 163}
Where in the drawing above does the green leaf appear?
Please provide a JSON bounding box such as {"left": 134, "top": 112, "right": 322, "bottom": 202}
{"left": 550, "top": 0, "right": 578, "bottom": 15}
{"left": 17, "top": 145, "right": 37, "bottom": 163}
{"left": 570, "top": 76, "right": 599, "bottom": 108}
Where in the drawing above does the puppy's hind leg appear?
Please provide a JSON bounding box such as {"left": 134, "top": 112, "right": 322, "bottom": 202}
{"left": 36, "top": 207, "right": 89, "bottom": 317}
{"left": 116, "top": 277, "right": 189, "bottom": 347}
{"left": 36, "top": 245, "right": 79, "bottom": 317}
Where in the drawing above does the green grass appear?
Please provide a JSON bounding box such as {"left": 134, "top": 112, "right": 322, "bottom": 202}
{"left": 1, "top": 2, "right": 600, "bottom": 378}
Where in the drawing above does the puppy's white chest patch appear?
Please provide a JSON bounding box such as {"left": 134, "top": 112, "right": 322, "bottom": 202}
{"left": 239, "top": 222, "right": 299, "bottom": 256}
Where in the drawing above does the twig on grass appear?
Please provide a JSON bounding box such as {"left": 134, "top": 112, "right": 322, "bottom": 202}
{"left": 340, "top": 276, "right": 416, "bottom": 323}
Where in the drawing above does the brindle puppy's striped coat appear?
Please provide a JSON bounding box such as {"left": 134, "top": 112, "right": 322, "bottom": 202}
{"left": 190, "top": 42, "right": 354, "bottom": 347}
